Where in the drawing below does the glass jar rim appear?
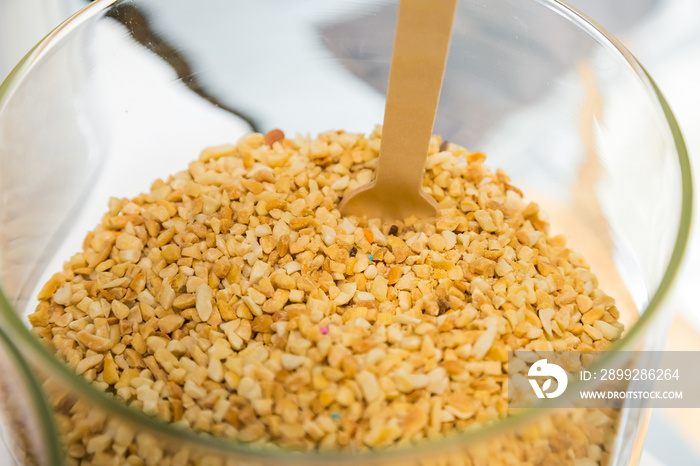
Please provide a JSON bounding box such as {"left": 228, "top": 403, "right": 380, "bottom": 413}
{"left": 0, "top": 0, "right": 693, "bottom": 462}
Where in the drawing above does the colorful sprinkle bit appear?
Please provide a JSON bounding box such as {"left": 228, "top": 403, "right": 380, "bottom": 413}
{"left": 319, "top": 326, "right": 329, "bottom": 335}
{"left": 331, "top": 413, "right": 340, "bottom": 420}
{"left": 368, "top": 254, "right": 374, "bottom": 261}
{"left": 363, "top": 228, "right": 374, "bottom": 243}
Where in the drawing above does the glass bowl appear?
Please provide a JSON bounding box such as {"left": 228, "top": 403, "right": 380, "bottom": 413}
{"left": 0, "top": 325, "right": 62, "bottom": 465}
{"left": 0, "top": 0, "right": 691, "bottom": 465}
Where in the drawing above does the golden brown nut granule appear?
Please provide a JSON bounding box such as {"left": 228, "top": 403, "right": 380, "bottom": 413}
{"left": 30, "top": 126, "right": 622, "bottom": 455}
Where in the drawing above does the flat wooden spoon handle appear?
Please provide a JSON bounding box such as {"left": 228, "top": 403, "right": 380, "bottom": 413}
{"left": 338, "top": 0, "right": 457, "bottom": 221}
{"left": 374, "top": 0, "right": 457, "bottom": 191}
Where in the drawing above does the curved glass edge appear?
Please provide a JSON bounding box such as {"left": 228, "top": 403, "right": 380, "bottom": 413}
{"left": 0, "top": 326, "right": 64, "bottom": 466}
{"left": 551, "top": 0, "right": 694, "bottom": 352}
{"left": 611, "top": 62, "right": 693, "bottom": 350}
{"left": 0, "top": 0, "right": 693, "bottom": 462}
{"left": 0, "top": 0, "right": 117, "bottom": 112}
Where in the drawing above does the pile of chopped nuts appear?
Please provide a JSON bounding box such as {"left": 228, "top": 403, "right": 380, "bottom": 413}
{"left": 30, "top": 126, "right": 623, "bottom": 455}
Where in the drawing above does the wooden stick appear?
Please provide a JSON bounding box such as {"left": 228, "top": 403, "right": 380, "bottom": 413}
{"left": 339, "top": 0, "right": 457, "bottom": 221}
